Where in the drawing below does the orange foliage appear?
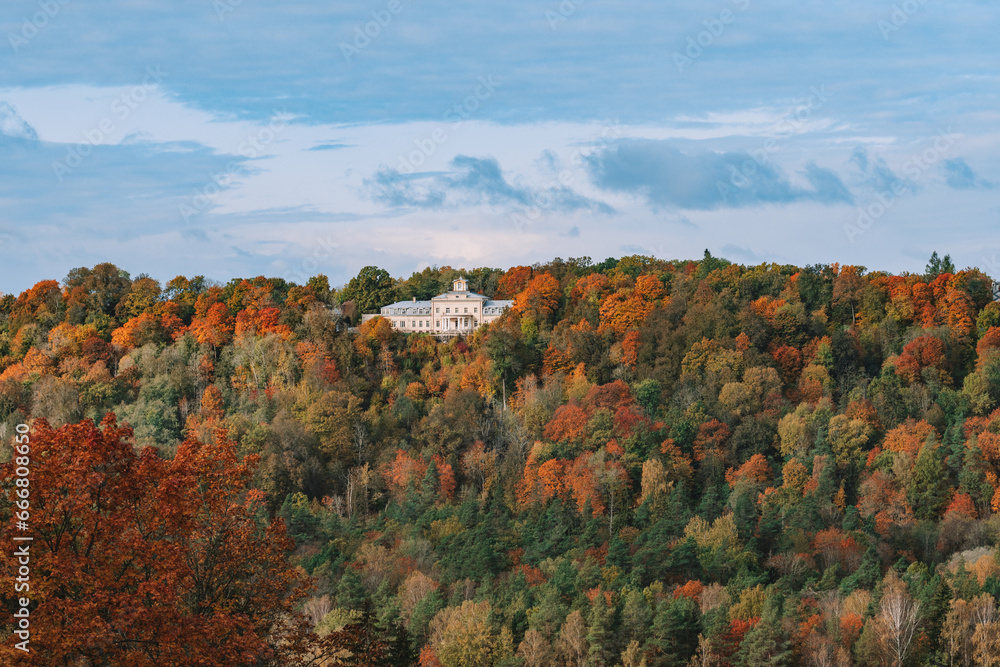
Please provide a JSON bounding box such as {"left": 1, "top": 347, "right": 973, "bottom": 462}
{"left": 433, "top": 455, "right": 456, "bottom": 501}
{"left": 0, "top": 416, "right": 313, "bottom": 666}
{"left": 882, "top": 419, "right": 936, "bottom": 458}
{"left": 944, "top": 492, "right": 977, "bottom": 519}
{"left": 621, "top": 329, "right": 642, "bottom": 369}
{"left": 234, "top": 306, "right": 294, "bottom": 340}
{"left": 571, "top": 273, "right": 609, "bottom": 302}
{"left": 496, "top": 265, "right": 534, "bottom": 299}
{"left": 725, "top": 454, "right": 772, "bottom": 488}
{"left": 977, "top": 326, "right": 1000, "bottom": 357}
{"left": 857, "top": 469, "right": 915, "bottom": 536}
{"left": 811, "top": 527, "right": 863, "bottom": 571}
{"left": 381, "top": 450, "right": 429, "bottom": 502}
{"left": 770, "top": 345, "right": 803, "bottom": 384}
{"left": 894, "top": 335, "right": 948, "bottom": 384}
{"left": 693, "top": 419, "right": 731, "bottom": 462}
{"left": 189, "top": 302, "right": 234, "bottom": 347}
{"left": 599, "top": 288, "right": 656, "bottom": 335}
{"left": 513, "top": 273, "right": 561, "bottom": 321}
{"left": 673, "top": 580, "right": 704, "bottom": 602}
{"left": 543, "top": 403, "right": 589, "bottom": 443}
{"left": 840, "top": 613, "right": 863, "bottom": 646}
{"left": 584, "top": 380, "right": 634, "bottom": 412}
{"left": 613, "top": 404, "right": 652, "bottom": 440}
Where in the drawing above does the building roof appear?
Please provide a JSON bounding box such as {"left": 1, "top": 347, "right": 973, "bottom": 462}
{"left": 432, "top": 289, "right": 489, "bottom": 299}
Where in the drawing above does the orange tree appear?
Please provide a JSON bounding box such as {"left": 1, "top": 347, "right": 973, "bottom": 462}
{"left": 0, "top": 415, "right": 320, "bottom": 666}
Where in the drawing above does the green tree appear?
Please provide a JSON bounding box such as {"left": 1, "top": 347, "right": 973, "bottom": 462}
{"left": 925, "top": 251, "right": 955, "bottom": 279}
{"left": 340, "top": 266, "right": 397, "bottom": 315}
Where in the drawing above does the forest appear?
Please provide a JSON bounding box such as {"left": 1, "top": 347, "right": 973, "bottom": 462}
{"left": 4, "top": 251, "right": 1000, "bottom": 666}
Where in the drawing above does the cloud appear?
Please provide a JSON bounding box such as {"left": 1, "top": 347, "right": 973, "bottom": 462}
{"left": 0, "top": 102, "right": 38, "bottom": 142}
{"left": 585, "top": 139, "right": 853, "bottom": 210}
{"left": 944, "top": 158, "right": 994, "bottom": 190}
{"left": 363, "top": 155, "right": 614, "bottom": 214}
{"left": 307, "top": 142, "right": 351, "bottom": 151}
{"left": 849, "top": 146, "right": 913, "bottom": 194}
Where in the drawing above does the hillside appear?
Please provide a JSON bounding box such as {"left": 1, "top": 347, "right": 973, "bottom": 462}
{"left": 4, "top": 253, "right": 1000, "bottom": 665}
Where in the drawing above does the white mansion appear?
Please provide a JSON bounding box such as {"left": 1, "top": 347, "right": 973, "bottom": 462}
{"left": 362, "top": 278, "right": 513, "bottom": 335}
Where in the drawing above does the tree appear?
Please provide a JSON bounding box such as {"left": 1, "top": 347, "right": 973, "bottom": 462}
{"left": 925, "top": 251, "right": 955, "bottom": 279}
{"left": 513, "top": 273, "right": 561, "bottom": 324}
{"left": 875, "top": 572, "right": 921, "bottom": 667}
{"left": 0, "top": 416, "right": 316, "bottom": 666}
{"left": 425, "top": 600, "right": 495, "bottom": 667}
{"left": 557, "top": 609, "right": 589, "bottom": 667}
{"left": 517, "top": 629, "right": 551, "bottom": 667}
{"left": 340, "top": 266, "right": 397, "bottom": 315}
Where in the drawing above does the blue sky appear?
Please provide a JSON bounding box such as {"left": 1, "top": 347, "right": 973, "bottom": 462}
{"left": 1, "top": 0, "right": 998, "bottom": 292}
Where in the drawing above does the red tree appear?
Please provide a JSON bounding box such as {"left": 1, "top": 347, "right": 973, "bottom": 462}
{"left": 0, "top": 416, "right": 315, "bottom": 666}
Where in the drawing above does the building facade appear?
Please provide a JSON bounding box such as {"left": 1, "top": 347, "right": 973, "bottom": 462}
{"left": 362, "top": 278, "right": 513, "bottom": 336}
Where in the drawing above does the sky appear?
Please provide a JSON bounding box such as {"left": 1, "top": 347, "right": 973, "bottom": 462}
{"left": 1, "top": 0, "right": 998, "bottom": 293}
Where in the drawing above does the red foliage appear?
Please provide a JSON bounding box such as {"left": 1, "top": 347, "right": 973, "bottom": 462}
{"left": 673, "top": 580, "right": 704, "bottom": 603}
{"left": 693, "top": 419, "right": 731, "bottom": 461}
{"left": 0, "top": 416, "right": 313, "bottom": 666}
{"left": 894, "top": 335, "right": 948, "bottom": 384}
{"left": 841, "top": 613, "right": 863, "bottom": 647}
{"left": 381, "top": 450, "right": 429, "bottom": 503}
{"left": 944, "top": 492, "right": 977, "bottom": 519}
{"left": 584, "top": 380, "right": 634, "bottom": 412}
{"left": 621, "top": 330, "right": 642, "bottom": 369}
{"left": 613, "top": 404, "right": 652, "bottom": 440}
{"left": 496, "top": 265, "right": 534, "bottom": 299}
{"left": 543, "top": 403, "right": 589, "bottom": 443}
{"left": 433, "top": 455, "right": 456, "bottom": 501}
{"left": 725, "top": 454, "right": 772, "bottom": 488}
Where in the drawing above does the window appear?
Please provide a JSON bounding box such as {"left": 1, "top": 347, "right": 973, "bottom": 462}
{"left": 411, "top": 321, "right": 415, "bottom": 328}
{"left": 445, "top": 307, "right": 450, "bottom": 313}
{"left": 435, "top": 307, "right": 439, "bottom": 313}
{"left": 464, "top": 307, "right": 468, "bottom": 313}
{"left": 473, "top": 307, "right": 477, "bottom": 313}
{"left": 435, "top": 321, "right": 440, "bottom": 328}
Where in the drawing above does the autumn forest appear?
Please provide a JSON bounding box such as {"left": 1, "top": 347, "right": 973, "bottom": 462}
{"left": 6, "top": 252, "right": 1000, "bottom": 666}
